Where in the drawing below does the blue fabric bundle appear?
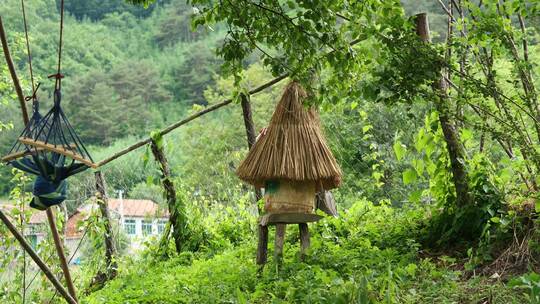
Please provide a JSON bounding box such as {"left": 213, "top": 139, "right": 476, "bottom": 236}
{"left": 30, "top": 176, "right": 67, "bottom": 210}
{"left": 11, "top": 153, "right": 85, "bottom": 210}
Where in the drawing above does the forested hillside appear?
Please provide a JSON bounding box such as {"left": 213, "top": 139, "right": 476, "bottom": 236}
{"left": 0, "top": 0, "right": 539, "bottom": 303}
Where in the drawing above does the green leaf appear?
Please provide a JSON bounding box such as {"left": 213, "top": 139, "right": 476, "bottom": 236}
{"left": 412, "top": 158, "right": 424, "bottom": 175}
{"left": 403, "top": 169, "right": 417, "bottom": 185}
{"left": 393, "top": 141, "right": 407, "bottom": 161}
{"left": 460, "top": 128, "right": 473, "bottom": 142}
{"left": 362, "top": 125, "right": 373, "bottom": 134}
{"left": 408, "top": 190, "right": 423, "bottom": 203}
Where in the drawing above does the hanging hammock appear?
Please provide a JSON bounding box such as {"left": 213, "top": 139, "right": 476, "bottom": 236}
{"left": 2, "top": 89, "right": 95, "bottom": 210}
{"left": 1, "top": 0, "right": 95, "bottom": 210}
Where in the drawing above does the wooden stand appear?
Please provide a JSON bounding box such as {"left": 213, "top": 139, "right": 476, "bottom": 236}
{"left": 256, "top": 213, "right": 321, "bottom": 266}
{"left": 0, "top": 210, "right": 77, "bottom": 304}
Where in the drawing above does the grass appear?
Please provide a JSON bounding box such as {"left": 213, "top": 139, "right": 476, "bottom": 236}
{"left": 82, "top": 199, "right": 527, "bottom": 303}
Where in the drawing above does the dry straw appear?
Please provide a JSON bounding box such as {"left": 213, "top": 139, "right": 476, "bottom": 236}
{"left": 236, "top": 81, "right": 342, "bottom": 190}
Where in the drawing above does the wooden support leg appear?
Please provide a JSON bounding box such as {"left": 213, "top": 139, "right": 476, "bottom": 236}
{"left": 46, "top": 208, "right": 78, "bottom": 303}
{"left": 256, "top": 224, "right": 268, "bottom": 266}
{"left": 274, "top": 224, "right": 286, "bottom": 265}
{"left": 0, "top": 210, "right": 77, "bottom": 304}
{"left": 299, "top": 223, "right": 310, "bottom": 261}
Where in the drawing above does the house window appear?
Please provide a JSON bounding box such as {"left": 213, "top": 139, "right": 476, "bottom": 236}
{"left": 27, "top": 225, "right": 40, "bottom": 249}
{"left": 142, "top": 220, "right": 153, "bottom": 236}
{"left": 124, "top": 219, "right": 136, "bottom": 235}
{"left": 157, "top": 220, "right": 167, "bottom": 234}
{"left": 28, "top": 235, "right": 38, "bottom": 249}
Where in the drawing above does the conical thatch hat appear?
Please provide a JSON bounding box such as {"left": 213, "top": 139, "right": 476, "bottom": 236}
{"left": 236, "top": 81, "right": 342, "bottom": 190}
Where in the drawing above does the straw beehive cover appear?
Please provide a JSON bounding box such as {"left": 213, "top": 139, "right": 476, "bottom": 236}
{"left": 236, "top": 82, "right": 342, "bottom": 190}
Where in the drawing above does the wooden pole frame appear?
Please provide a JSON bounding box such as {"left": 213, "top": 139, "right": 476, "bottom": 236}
{"left": 0, "top": 16, "right": 78, "bottom": 303}
{"left": 0, "top": 16, "right": 28, "bottom": 125}
{"left": 0, "top": 211, "right": 78, "bottom": 304}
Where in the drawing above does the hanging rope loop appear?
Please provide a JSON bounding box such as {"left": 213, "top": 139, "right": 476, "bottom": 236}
{"left": 24, "top": 82, "right": 41, "bottom": 105}
{"left": 21, "top": 0, "right": 40, "bottom": 111}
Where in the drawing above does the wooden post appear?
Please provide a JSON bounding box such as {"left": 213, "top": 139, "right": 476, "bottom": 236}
{"left": 298, "top": 223, "right": 310, "bottom": 261}
{"left": 0, "top": 211, "right": 77, "bottom": 304}
{"left": 1, "top": 16, "right": 78, "bottom": 303}
{"left": 274, "top": 224, "right": 286, "bottom": 264}
{"left": 0, "top": 16, "right": 28, "bottom": 125}
{"left": 150, "top": 139, "right": 182, "bottom": 253}
{"left": 256, "top": 225, "right": 269, "bottom": 265}
{"left": 414, "top": 13, "right": 472, "bottom": 207}
{"left": 240, "top": 94, "right": 263, "bottom": 202}
{"left": 94, "top": 171, "right": 117, "bottom": 279}
{"left": 240, "top": 93, "right": 270, "bottom": 267}
{"left": 46, "top": 208, "right": 78, "bottom": 302}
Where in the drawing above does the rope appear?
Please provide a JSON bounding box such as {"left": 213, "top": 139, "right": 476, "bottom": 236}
{"left": 55, "top": 0, "right": 65, "bottom": 90}
{"left": 20, "top": 0, "right": 37, "bottom": 105}
{"left": 24, "top": 82, "right": 41, "bottom": 103}
{"left": 21, "top": 0, "right": 34, "bottom": 92}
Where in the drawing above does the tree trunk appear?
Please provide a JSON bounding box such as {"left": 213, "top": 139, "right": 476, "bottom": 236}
{"left": 415, "top": 13, "right": 473, "bottom": 207}
{"left": 94, "top": 171, "right": 118, "bottom": 279}
{"left": 150, "top": 139, "right": 183, "bottom": 253}
{"left": 0, "top": 211, "right": 78, "bottom": 304}
{"left": 240, "top": 94, "right": 263, "bottom": 204}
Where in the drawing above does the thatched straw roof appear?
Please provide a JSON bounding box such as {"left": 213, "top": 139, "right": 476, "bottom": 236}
{"left": 236, "top": 82, "right": 342, "bottom": 190}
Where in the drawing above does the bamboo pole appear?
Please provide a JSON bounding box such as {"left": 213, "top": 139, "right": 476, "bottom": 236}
{"left": 1, "top": 16, "right": 78, "bottom": 303}
{"left": 46, "top": 208, "right": 78, "bottom": 302}
{"left": 0, "top": 211, "right": 77, "bottom": 304}
{"left": 0, "top": 16, "right": 28, "bottom": 125}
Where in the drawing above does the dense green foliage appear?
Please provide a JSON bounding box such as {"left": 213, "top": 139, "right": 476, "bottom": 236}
{"left": 84, "top": 197, "right": 524, "bottom": 303}
{"left": 0, "top": 0, "right": 540, "bottom": 303}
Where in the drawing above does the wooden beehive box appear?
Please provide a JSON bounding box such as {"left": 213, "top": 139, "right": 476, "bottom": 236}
{"left": 236, "top": 81, "right": 342, "bottom": 216}
{"left": 263, "top": 179, "right": 316, "bottom": 214}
